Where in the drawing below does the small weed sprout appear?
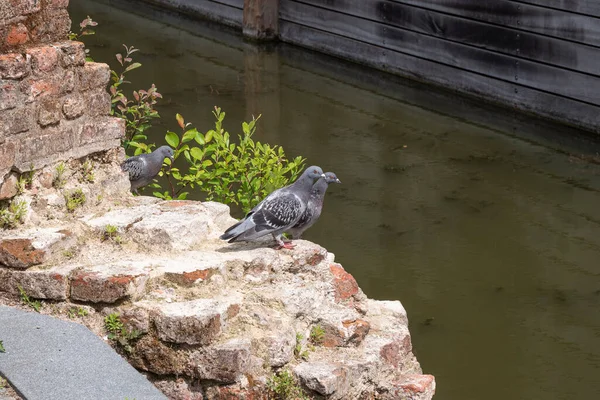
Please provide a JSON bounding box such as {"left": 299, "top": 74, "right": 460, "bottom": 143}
{"left": 104, "top": 313, "right": 141, "bottom": 353}
{"left": 62, "top": 247, "right": 77, "bottom": 259}
{"left": 54, "top": 162, "right": 66, "bottom": 188}
{"left": 0, "top": 200, "right": 27, "bottom": 229}
{"left": 266, "top": 369, "right": 310, "bottom": 400}
{"left": 0, "top": 376, "right": 6, "bottom": 389}
{"left": 65, "top": 189, "right": 86, "bottom": 212}
{"left": 68, "top": 307, "right": 89, "bottom": 319}
{"left": 294, "top": 332, "right": 309, "bottom": 360}
{"left": 102, "top": 224, "right": 124, "bottom": 244}
{"left": 309, "top": 325, "right": 325, "bottom": 345}
{"left": 16, "top": 170, "right": 34, "bottom": 195}
{"left": 81, "top": 160, "right": 95, "bottom": 183}
{"left": 0, "top": 340, "right": 5, "bottom": 353}
{"left": 17, "top": 285, "right": 41, "bottom": 312}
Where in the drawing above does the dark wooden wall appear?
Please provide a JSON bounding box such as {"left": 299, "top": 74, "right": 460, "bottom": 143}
{"left": 278, "top": 0, "right": 600, "bottom": 133}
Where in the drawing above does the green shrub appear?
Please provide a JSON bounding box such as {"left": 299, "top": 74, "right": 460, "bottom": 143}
{"left": 155, "top": 108, "right": 305, "bottom": 214}
{"left": 65, "top": 189, "right": 86, "bottom": 212}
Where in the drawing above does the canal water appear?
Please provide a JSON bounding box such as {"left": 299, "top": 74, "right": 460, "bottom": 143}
{"left": 71, "top": 1, "right": 600, "bottom": 399}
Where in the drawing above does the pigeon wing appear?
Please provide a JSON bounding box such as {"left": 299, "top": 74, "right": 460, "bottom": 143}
{"left": 252, "top": 192, "right": 303, "bottom": 232}
{"left": 121, "top": 156, "right": 146, "bottom": 181}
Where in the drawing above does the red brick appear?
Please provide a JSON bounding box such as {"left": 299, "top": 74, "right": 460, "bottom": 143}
{"left": 78, "top": 62, "right": 110, "bottom": 90}
{"left": 79, "top": 117, "right": 124, "bottom": 145}
{"left": 0, "top": 80, "right": 21, "bottom": 111}
{"left": 0, "top": 239, "right": 45, "bottom": 269}
{"left": 28, "top": 46, "right": 59, "bottom": 73}
{"left": 38, "top": 98, "right": 62, "bottom": 126}
{"left": 70, "top": 270, "right": 149, "bottom": 303}
{"left": 0, "top": 265, "right": 77, "bottom": 300}
{"left": 330, "top": 263, "right": 359, "bottom": 302}
{"left": 5, "top": 23, "right": 29, "bottom": 47}
{"left": 62, "top": 93, "right": 85, "bottom": 119}
{"left": 20, "top": 74, "right": 62, "bottom": 101}
{"left": 0, "top": 53, "right": 30, "bottom": 79}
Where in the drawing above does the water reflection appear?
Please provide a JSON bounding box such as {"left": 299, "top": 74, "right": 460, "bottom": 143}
{"left": 71, "top": 1, "right": 600, "bottom": 399}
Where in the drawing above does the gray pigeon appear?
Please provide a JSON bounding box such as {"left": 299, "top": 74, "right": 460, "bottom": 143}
{"left": 121, "top": 145, "right": 174, "bottom": 194}
{"left": 220, "top": 166, "right": 326, "bottom": 249}
{"left": 285, "top": 172, "right": 341, "bottom": 239}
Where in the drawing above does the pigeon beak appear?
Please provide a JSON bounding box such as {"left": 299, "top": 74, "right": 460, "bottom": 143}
{"left": 320, "top": 173, "right": 326, "bottom": 178}
{"left": 335, "top": 178, "right": 342, "bottom": 184}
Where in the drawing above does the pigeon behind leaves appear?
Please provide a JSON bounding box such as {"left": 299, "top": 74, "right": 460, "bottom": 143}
{"left": 285, "top": 172, "right": 341, "bottom": 239}
{"left": 121, "top": 145, "right": 174, "bottom": 194}
{"left": 220, "top": 166, "right": 326, "bottom": 249}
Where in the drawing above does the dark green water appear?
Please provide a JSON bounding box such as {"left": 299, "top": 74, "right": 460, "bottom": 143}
{"left": 71, "top": 1, "right": 600, "bottom": 399}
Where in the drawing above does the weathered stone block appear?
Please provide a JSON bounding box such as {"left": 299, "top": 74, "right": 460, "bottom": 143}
{"left": 321, "top": 319, "right": 371, "bottom": 348}
{"left": 0, "top": 53, "right": 30, "bottom": 79}
{"left": 153, "top": 378, "right": 204, "bottom": 400}
{"left": 79, "top": 117, "right": 124, "bottom": 145}
{"left": 0, "top": 106, "right": 34, "bottom": 137}
{"left": 46, "top": 0, "right": 70, "bottom": 9}
{"left": 28, "top": 45, "right": 59, "bottom": 73}
{"left": 78, "top": 62, "right": 110, "bottom": 90}
{"left": 130, "top": 335, "right": 191, "bottom": 376}
{"left": 70, "top": 262, "right": 151, "bottom": 303}
{"left": 377, "top": 374, "right": 436, "bottom": 400}
{"left": 55, "top": 41, "right": 85, "bottom": 68}
{"left": 28, "top": 8, "right": 70, "bottom": 43}
{"left": 0, "top": 80, "right": 20, "bottom": 111}
{"left": 62, "top": 69, "right": 76, "bottom": 93}
{"left": 0, "top": 172, "right": 18, "bottom": 199}
{"left": 62, "top": 93, "right": 85, "bottom": 119}
{"left": 85, "top": 88, "right": 110, "bottom": 116}
{"left": 194, "top": 338, "right": 251, "bottom": 383}
{"left": 0, "top": 264, "right": 78, "bottom": 300}
{"left": 20, "top": 72, "right": 62, "bottom": 101}
{"left": 15, "top": 121, "right": 76, "bottom": 169}
{"left": 0, "top": 0, "right": 40, "bottom": 20}
{"left": 294, "top": 362, "right": 350, "bottom": 396}
{"left": 37, "top": 98, "right": 62, "bottom": 126}
{"left": 0, "top": 141, "right": 16, "bottom": 176}
{"left": 152, "top": 297, "right": 241, "bottom": 345}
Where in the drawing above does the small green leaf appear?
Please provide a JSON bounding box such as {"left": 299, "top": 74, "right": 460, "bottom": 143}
{"left": 190, "top": 148, "right": 204, "bottom": 161}
{"left": 123, "top": 62, "right": 142, "bottom": 73}
{"left": 165, "top": 131, "right": 179, "bottom": 148}
{"left": 182, "top": 128, "right": 198, "bottom": 143}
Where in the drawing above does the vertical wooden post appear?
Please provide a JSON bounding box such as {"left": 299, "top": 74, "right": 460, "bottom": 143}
{"left": 243, "top": 0, "right": 279, "bottom": 40}
{"left": 243, "top": 43, "right": 281, "bottom": 143}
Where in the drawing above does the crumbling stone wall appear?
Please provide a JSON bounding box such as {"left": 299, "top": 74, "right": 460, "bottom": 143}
{"left": 0, "top": 0, "right": 124, "bottom": 198}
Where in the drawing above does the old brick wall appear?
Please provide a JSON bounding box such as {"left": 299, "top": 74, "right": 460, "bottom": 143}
{"left": 0, "top": 0, "right": 124, "bottom": 196}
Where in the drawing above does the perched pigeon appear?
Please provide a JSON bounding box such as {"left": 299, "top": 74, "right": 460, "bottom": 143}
{"left": 121, "top": 145, "right": 174, "bottom": 194}
{"left": 285, "top": 172, "right": 341, "bottom": 239}
{"left": 220, "top": 166, "right": 326, "bottom": 249}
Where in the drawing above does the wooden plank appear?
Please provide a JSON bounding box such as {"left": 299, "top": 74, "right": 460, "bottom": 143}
{"left": 382, "top": 0, "right": 600, "bottom": 48}
{"left": 142, "top": 0, "right": 243, "bottom": 27}
{"left": 508, "top": 0, "right": 600, "bottom": 18}
{"left": 279, "top": 21, "right": 600, "bottom": 132}
{"left": 214, "top": 0, "right": 244, "bottom": 9}
{"left": 289, "top": 0, "right": 600, "bottom": 77}
{"left": 280, "top": 1, "right": 600, "bottom": 105}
